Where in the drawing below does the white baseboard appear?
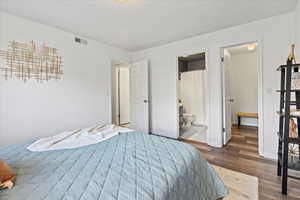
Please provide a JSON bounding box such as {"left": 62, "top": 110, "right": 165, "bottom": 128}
{"left": 261, "top": 152, "right": 277, "bottom": 160}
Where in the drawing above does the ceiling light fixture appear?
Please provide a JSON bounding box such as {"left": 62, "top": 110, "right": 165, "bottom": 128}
{"left": 115, "top": 0, "right": 128, "bottom": 3}
{"left": 247, "top": 43, "right": 257, "bottom": 51}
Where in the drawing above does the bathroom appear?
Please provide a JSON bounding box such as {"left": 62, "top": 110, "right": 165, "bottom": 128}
{"left": 178, "top": 52, "right": 208, "bottom": 143}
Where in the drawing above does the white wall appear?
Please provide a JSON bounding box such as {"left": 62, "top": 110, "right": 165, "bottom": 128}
{"left": 229, "top": 51, "right": 259, "bottom": 126}
{"left": 132, "top": 13, "right": 295, "bottom": 159}
{"left": 295, "top": 1, "right": 300, "bottom": 60}
{"left": 0, "top": 12, "right": 130, "bottom": 147}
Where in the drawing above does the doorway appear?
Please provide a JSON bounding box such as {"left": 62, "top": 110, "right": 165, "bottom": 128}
{"left": 112, "top": 63, "right": 130, "bottom": 126}
{"left": 222, "top": 42, "right": 260, "bottom": 149}
{"left": 111, "top": 60, "right": 150, "bottom": 132}
{"left": 177, "top": 52, "right": 208, "bottom": 143}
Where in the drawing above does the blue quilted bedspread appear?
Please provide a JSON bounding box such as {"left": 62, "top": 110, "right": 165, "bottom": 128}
{"left": 0, "top": 132, "right": 228, "bottom": 200}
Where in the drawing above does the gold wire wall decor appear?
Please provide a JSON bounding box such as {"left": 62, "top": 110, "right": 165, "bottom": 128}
{"left": 0, "top": 41, "right": 63, "bottom": 82}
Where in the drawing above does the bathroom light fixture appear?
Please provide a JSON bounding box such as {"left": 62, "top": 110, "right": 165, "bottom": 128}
{"left": 247, "top": 43, "right": 257, "bottom": 51}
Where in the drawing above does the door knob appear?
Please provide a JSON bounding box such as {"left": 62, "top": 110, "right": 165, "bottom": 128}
{"left": 229, "top": 99, "right": 234, "bottom": 102}
{"left": 144, "top": 100, "right": 148, "bottom": 103}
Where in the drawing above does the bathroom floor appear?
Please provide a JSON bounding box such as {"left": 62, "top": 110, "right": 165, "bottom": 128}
{"left": 180, "top": 125, "right": 207, "bottom": 143}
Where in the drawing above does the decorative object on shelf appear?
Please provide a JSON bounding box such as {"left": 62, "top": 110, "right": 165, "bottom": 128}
{"left": 289, "top": 144, "right": 299, "bottom": 156}
{"left": 287, "top": 44, "right": 296, "bottom": 64}
{"left": 289, "top": 119, "right": 299, "bottom": 157}
{"left": 289, "top": 119, "right": 298, "bottom": 138}
{"left": 291, "top": 71, "right": 300, "bottom": 90}
{"left": 286, "top": 44, "right": 300, "bottom": 90}
{"left": 0, "top": 41, "right": 63, "bottom": 82}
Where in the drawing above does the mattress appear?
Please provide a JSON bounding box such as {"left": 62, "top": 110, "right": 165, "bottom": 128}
{"left": 0, "top": 132, "right": 228, "bottom": 200}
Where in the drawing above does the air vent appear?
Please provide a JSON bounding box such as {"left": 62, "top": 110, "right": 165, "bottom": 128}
{"left": 74, "top": 37, "right": 88, "bottom": 45}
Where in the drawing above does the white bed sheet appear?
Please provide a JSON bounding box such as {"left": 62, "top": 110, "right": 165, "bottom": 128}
{"left": 27, "top": 124, "right": 133, "bottom": 152}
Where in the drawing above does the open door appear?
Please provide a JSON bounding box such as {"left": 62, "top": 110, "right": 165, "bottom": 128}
{"left": 222, "top": 50, "right": 233, "bottom": 145}
{"left": 129, "top": 60, "right": 149, "bottom": 133}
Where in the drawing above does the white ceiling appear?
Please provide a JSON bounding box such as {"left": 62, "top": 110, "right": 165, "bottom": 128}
{"left": 0, "top": 0, "right": 297, "bottom": 51}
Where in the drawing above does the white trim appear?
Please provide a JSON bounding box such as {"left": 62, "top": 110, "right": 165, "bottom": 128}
{"left": 175, "top": 57, "right": 179, "bottom": 138}
{"left": 175, "top": 49, "right": 209, "bottom": 140}
{"left": 220, "top": 39, "right": 264, "bottom": 156}
{"left": 257, "top": 39, "right": 264, "bottom": 156}
{"left": 110, "top": 60, "right": 131, "bottom": 125}
{"left": 263, "top": 152, "right": 276, "bottom": 160}
{"left": 220, "top": 49, "right": 231, "bottom": 145}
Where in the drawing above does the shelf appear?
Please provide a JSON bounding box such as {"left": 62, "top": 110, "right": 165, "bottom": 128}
{"left": 277, "top": 62, "right": 300, "bottom": 194}
{"left": 277, "top": 109, "right": 300, "bottom": 118}
{"left": 279, "top": 155, "right": 300, "bottom": 171}
{"left": 282, "top": 101, "right": 300, "bottom": 106}
{"left": 277, "top": 89, "right": 300, "bottom": 92}
{"left": 277, "top": 63, "right": 300, "bottom": 71}
{"left": 277, "top": 132, "right": 300, "bottom": 144}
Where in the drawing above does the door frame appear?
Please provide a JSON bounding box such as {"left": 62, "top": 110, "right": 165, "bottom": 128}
{"left": 221, "top": 48, "right": 233, "bottom": 145}
{"left": 175, "top": 49, "right": 209, "bottom": 139}
{"left": 220, "top": 40, "right": 264, "bottom": 156}
{"left": 110, "top": 60, "right": 130, "bottom": 125}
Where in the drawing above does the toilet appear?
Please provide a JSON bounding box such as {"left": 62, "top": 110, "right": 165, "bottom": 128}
{"left": 182, "top": 113, "right": 196, "bottom": 127}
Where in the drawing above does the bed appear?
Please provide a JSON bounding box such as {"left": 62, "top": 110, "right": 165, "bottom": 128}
{"left": 0, "top": 131, "right": 228, "bottom": 200}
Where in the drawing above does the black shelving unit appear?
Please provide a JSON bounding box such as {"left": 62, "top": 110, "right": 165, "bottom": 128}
{"left": 277, "top": 63, "right": 300, "bottom": 195}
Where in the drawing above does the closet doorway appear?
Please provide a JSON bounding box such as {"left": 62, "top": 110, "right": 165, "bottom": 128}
{"left": 112, "top": 63, "right": 130, "bottom": 126}
{"left": 177, "top": 52, "right": 208, "bottom": 143}
{"left": 111, "top": 60, "right": 150, "bottom": 132}
{"left": 221, "top": 42, "right": 261, "bottom": 151}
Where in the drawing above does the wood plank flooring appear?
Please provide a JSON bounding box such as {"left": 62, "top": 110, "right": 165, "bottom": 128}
{"left": 182, "top": 125, "right": 300, "bottom": 200}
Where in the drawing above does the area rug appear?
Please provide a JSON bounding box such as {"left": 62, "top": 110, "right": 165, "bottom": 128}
{"left": 213, "top": 165, "right": 259, "bottom": 200}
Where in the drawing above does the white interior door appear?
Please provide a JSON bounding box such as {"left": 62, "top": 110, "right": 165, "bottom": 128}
{"left": 222, "top": 50, "right": 233, "bottom": 145}
{"left": 129, "top": 60, "right": 149, "bottom": 133}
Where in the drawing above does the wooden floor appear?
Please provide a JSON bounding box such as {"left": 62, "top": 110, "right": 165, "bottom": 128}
{"left": 182, "top": 125, "right": 300, "bottom": 200}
